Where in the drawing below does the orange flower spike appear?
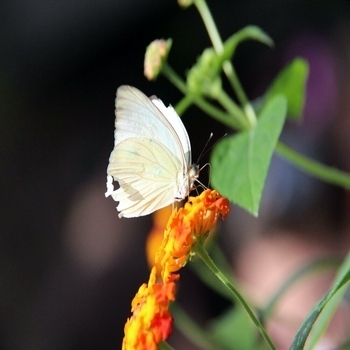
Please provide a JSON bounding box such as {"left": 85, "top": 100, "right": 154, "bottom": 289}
{"left": 156, "top": 189, "right": 230, "bottom": 282}
{"left": 122, "top": 190, "right": 229, "bottom": 349}
{"left": 146, "top": 205, "right": 173, "bottom": 271}
{"left": 193, "top": 190, "right": 230, "bottom": 234}
{"left": 122, "top": 267, "right": 176, "bottom": 350}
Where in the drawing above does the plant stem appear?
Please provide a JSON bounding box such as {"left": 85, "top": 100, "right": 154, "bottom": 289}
{"left": 162, "top": 63, "right": 240, "bottom": 129}
{"left": 193, "top": 0, "right": 223, "bottom": 53}
{"left": 195, "top": 243, "right": 277, "bottom": 350}
{"left": 175, "top": 95, "right": 193, "bottom": 116}
{"left": 276, "top": 141, "right": 350, "bottom": 189}
{"left": 223, "top": 62, "right": 257, "bottom": 122}
{"left": 162, "top": 62, "right": 187, "bottom": 94}
{"left": 158, "top": 341, "right": 174, "bottom": 350}
{"left": 216, "top": 88, "right": 251, "bottom": 129}
{"left": 194, "top": 0, "right": 257, "bottom": 126}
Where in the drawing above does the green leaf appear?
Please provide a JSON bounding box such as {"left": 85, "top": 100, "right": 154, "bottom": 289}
{"left": 171, "top": 304, "right": 224, "bottom": 350}
{"left": 263, "top": 58, "right": 309, "bottom": 120}
{"left": 221, "top": 25, "right": 274, "bottom": 65}
{"left": 210, "top": 95, "right": 287, "bottom": 216}
{"left": 209, "top": 306, "right": 269, "bottom": 350}
{"left": 290, "top": 258, "right": 350, "bottom": 350}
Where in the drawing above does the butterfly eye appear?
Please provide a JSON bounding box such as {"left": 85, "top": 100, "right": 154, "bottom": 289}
{"left": 189, "top": 164, "right": 200, "bottom": 180}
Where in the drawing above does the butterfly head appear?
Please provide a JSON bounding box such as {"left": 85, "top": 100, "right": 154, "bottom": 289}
{"left": 173, "top": 164, "right": 199, "bottom": 202}
{"left": 188, "top": 164, "right": 200, "bottom": 190}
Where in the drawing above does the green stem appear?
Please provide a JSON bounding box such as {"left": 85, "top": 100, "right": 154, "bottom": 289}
{"left": 276, "top": 141, "right": 350, "bottom": 189}
{"left": 162, "top": 63, "right": 187, "bottom": 93}
{"left": 195, "top": 243, "right": 276, "bottom": 350}
{"left": 193, "top": 0, "right": 223, "bottom": 53}
{"left": 190, "top": 243, "right": 237, "bottom": 301}
{"left": 216, "top": 88, "right": 251, "bottom": 129}
{"left": 175, "top": 95, "right": 193, "bottom": 116}
{"left": 194, "top": 0, "right": 257, "bottom": 126}
{"left": 222, "top": 61, "right": 257, "bottom": 127}
{"left": 158, "top": 341, "right": 174, "bottom": 350}
{"left": 162, "top": 63, "right": 240, "bottom": 129}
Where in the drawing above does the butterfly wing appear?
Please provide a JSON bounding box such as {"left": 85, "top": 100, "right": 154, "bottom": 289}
{"left": 106, "top": 86, "right": 192, "bottom": 217}
{"left": 114, "top": 85, "right": 191, "bottom": 165}
{"left": 150, "top": 96, "right": 191, "bottom": 165}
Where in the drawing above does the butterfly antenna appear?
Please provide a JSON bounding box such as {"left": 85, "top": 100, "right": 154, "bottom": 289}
{"left": 199, "top": 163, "right": 211, "bottom": 187}
{"left": 196, "top": 133, "right": 228, "bottom": 164}
{"left": 196, "top": 133, "right": 213, "bottom": 164}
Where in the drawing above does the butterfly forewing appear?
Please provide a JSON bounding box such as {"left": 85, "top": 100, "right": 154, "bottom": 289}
{"left": 115, "top": 86, "right": 190, "bottom": 166}
{"left": 150, "top": 96, "right": 191, "bottom": 165}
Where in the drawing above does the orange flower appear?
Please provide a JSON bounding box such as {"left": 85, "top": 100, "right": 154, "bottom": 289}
{"left": 156, "top": 189, "right": 230, "bottom": 283}
{"left": 122, "top": 267, "right": 177, "bottom": 350}
{"left": 122, "top": 189, "right": 230, "bottom": 349}
{"left": 146, "top": 205, "right": 173, "bottom": 271}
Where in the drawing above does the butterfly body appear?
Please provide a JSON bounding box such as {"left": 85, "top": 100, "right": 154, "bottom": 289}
{"left": 105, "top": 85, "right": 198, "bottom": 218}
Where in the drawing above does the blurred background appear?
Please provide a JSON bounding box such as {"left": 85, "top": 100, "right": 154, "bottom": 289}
{"left": 1, "top": 0, "right": 350, "bottom": 349}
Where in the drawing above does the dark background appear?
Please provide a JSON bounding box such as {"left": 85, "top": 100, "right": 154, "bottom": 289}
{"left": 1, "top": 1, "right": 350, "bottom": 349}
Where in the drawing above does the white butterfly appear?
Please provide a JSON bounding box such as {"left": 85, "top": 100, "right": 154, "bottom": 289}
{"left": 105, "top": 85, "right": 199, "bottom": 218}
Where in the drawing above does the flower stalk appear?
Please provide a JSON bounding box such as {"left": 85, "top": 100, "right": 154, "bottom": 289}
{"left": 195, "top": 243, "right": 277, "bottom": 350}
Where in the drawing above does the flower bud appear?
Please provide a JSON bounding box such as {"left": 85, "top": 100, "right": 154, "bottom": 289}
{"left": 178, "top": 0, "right": 194, "bottom": 8}
{"left": 144, "top": 39, "right": 172, "bottom": 81}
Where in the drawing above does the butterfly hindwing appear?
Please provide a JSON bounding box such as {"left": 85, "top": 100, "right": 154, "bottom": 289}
{"left": 107, "top": 137, "right": 182, "bottom": 217}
